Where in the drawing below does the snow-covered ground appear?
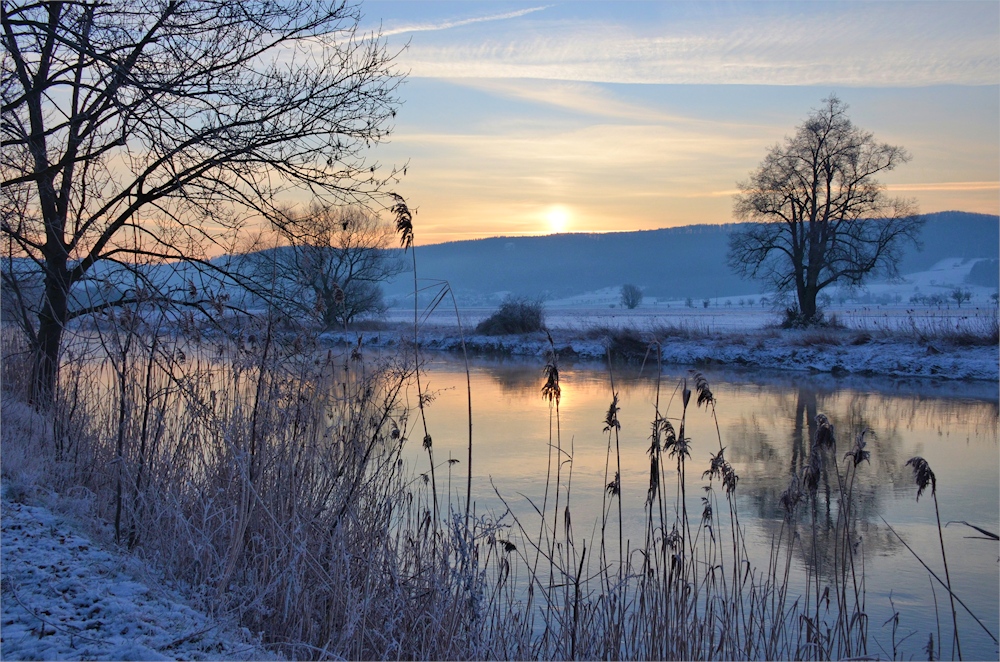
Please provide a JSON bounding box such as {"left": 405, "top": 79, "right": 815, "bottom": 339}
{"left": 1, "top": 498, "right": 274, "bottom": 661}
{"left": 368, "top": 259, "right": 999, "bottom": 382}
{"left": 329, "top": 322, "right": 998, "bottom": 382}
{"left": 384, "top": 257, "right": 998, "bottom": 333}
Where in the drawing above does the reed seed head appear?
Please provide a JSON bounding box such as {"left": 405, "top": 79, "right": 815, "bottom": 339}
{"left": 844, "top": 428, "right": 873, "bottom": 468}
{"left": 692, "top": 371, "right": 715, "bottom": 408}
{"left": 664, "top": 525, "right": 682, "bottom": 551}
{"left": 667, "top": 435, "right": 691, "bottom": 461}
{"left": 606, "top": 471, "right": 620, "bottom": 497}
{"left": 541, "top": 361, "right": 561, "bottom": 404}
{"left": 701, "top": 495, "right": 713, "bottom": 525}
{"left": 802, "top": 450, "right": 822, "bottom": 493}
{"left": 603, "top": 393, "right": 621, "bottom": 432}
{"left": 647, "top": 455, "right": 659, "bottom": 504}
{"left": 779, "top": 474, "right": 803, "bottom": 516}
{"left": 703, "top": 448, "right": 739, "bottom": 494}
{"left": 815, "top": 413, "right": 835, "bottom": 450}
{"left": 390, "top": 193, "right": 414, "bottom": 250}
{"left": 905, "top": 456, "right": 936, "bottom": 501}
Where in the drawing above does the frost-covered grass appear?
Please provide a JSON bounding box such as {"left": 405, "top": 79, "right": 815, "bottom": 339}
{"left": 2, "top": 316, "right": 995, "bottom": 660}
{"left": 1, "top": 326, "right": 486, "bottom": 660}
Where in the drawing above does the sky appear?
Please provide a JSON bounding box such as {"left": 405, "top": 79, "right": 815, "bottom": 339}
{"left": 359, "top": 1, "right": 1000, "bottom": 245}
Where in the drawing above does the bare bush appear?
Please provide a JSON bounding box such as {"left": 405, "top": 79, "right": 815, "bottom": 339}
{"left": 475, "top": 297, "right": 545, "bottom": 335}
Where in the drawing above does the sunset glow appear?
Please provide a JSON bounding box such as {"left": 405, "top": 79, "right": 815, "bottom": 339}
{"left": 365, "top": 1, "right": 999, "bottom": 244}
{"left": 545, "top": 205, "right": 572, "bottom": 234}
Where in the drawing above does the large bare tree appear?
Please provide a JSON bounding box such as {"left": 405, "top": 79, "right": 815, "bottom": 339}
{"left": 728, "top": 96, "right": 922, "bottom": 325}
{"left": 250, "top": 205, "right": 405, "bottom": 329}
{"left": 2, "top": 0, "right": 402, "bottom": 405}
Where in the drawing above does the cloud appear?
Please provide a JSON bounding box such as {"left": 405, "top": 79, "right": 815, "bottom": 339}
{"left": 886, "top": 181, "right": 999, "bottom": 192}
{"left": 379, "top": 6, "right": 550, "bottom": 37}
{"left": 450, "top": 79, "right": 748, "bottom": 129}
{"left": 398, "top": 3, "right": 999, "bottom": 87}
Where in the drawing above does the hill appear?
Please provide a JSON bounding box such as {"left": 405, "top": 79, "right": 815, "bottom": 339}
{"left": 383, "top": 211, "right": 998, "bottom": 306}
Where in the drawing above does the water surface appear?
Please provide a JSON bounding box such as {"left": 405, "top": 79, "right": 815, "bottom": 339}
{"left": 409, "top": 355, "right": 999, "bottom": 660}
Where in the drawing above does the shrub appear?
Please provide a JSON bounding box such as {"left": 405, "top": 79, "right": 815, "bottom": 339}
{"left": 780, "top": 306, "right": 824, "bottom": 328}
{"left": 619, "top": 284, "right": 643, "bottom": 309}
{"left": 475, "top": 296, "right": 545, "bottom": 335}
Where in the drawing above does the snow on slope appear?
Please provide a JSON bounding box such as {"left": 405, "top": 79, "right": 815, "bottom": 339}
{"left": 1, "top": 499, "right": 275, "bottom": 661}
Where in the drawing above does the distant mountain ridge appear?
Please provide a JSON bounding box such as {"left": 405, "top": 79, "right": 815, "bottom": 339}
{"left": 384, "top": 211, "right": 999, "bottom": 305}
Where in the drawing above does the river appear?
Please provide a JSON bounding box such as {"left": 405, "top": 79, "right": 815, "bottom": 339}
{"left": 406, "top": 354, "right": 999, "bottom": 660}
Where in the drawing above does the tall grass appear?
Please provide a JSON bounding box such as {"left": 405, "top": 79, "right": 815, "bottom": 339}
{"left": 840, "top": 306, "right": 999, "bottom": 346}
{"left": 3, "top": 311, "right": 993, "bottom": 659}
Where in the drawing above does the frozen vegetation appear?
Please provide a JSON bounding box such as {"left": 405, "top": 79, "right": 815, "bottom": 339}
{"left": 2, "top": 264, "right": 998, "bottom": 659}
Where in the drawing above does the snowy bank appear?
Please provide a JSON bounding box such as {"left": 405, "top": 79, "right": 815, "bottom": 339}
{"left": 322, "top": 324, "right": 999, "bottom": 383}
{"left": 1, "top": 498, "right": 274, "bottom": 661}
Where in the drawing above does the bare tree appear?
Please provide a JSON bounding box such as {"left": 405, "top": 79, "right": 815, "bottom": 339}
{"left": 619, "top": 283, "right": 642, "bottom": 309}
{"left": 251, "top": 205, "right": 404, "bottom": 328}
{"left": 728, "top": 96, "right": 922, "bottom": 326}
{"left": 949, "top": 288, "right": 971, "bottom": 308}
{"left": 2, "top": 0, "right": 403, "bottom": 405}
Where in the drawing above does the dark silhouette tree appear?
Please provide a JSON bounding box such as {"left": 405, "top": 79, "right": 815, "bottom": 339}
{"left": 619, "top": 283, "right": 643, "bottom": 309}
{"left": 1, "top": 0, "right": 403, "bottom": 406}
{"left": 728, "top": 96, "right": 922, "bottom": 326}
{"left": 251, "top": 205, "right": 404, "bottom": 328}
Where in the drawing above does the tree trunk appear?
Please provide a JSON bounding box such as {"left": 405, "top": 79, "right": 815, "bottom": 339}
{"left": 798, "top": 285, "right": 819, "bottom": 323}
{"left": 31, "top": 268, "right": 68, "bottom": 408}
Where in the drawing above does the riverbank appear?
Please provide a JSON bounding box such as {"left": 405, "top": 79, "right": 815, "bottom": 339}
{"left": 321, "top": 322, "right": 999, "bottom": 383}
{"left": 0, "top": 495, "right": 274, "bottom": 661}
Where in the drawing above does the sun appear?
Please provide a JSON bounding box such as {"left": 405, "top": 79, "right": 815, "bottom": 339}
{"left": 545, "top": 205, "right": 571, "bottom": 234}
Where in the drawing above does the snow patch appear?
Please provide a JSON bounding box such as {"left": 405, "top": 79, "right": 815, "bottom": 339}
{"left": 1, "top": 499, "right": 276, "bottom": 661}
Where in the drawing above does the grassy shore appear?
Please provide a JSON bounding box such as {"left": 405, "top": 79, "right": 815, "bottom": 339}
{"left": 2, "top": 319, "right": 995, "bottom": 659}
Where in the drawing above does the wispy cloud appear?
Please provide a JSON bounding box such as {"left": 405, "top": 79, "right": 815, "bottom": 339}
{"left": 886, "top": 182, "right": 1000, "bottom": 192}
{"left": 380, "top": 6, "right": 550, "bottom": 37}
{"left": 399, "top": 3, "right": 999, "bottom": 86}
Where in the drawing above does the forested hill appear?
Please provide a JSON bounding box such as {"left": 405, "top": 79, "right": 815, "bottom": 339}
{"left": 382, "top": 211, "right": 998, "bottom": 304}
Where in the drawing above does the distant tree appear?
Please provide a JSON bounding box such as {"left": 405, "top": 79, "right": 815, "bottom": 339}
{"left": 950, "top": 288, "right": 971, "bottom": 308}
{"left": 728, "top": 96, "right": 922, "bottom": 327}
{"left": 991, "top": 292, "right": 998, "bottom": 305}
{"left": 620, "top": 284, "right": 643, "bottom": 309}
{"left": 685, "top": 297, "right": 694, "bottom": 308}
{"left": 1, "top": 0, "right": 402, "bottom": 406}
{"left": 702, "top": 298, "right": 710, "bottom": 308}
{"left": 251, "top": 206, "right": 405, "bottom": 328}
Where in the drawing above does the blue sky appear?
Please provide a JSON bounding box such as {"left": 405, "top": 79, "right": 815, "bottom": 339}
{"left": 360, "top": 1, "right": 999, "bottom": 244}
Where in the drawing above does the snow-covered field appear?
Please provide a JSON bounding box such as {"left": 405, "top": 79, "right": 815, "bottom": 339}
{"left": 385, "top": 257, "right": 999, "bottom": 334}
{"left": 1, "top": 499, "right": 273, "bottom": 661}
{"left": 342, "top": 306, "right": 999, "bottom": 383}
{"left": 369, "top": 259, "right": 1000, "bottom": 382}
